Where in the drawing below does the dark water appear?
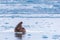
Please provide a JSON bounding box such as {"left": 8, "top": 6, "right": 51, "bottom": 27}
{"left": 0, "top": 32, "right": 27, "bottom": 40}
{"left": 0, "top": 32, "right": 60, "bottom": 40}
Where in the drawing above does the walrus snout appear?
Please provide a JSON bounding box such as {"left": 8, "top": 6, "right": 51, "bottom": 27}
{"left": 20, "top": 22, "right": 23, "bottom": 24}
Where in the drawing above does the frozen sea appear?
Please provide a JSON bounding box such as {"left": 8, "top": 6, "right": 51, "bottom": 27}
{"left": 0, "top": 0, "right": 60, "bottom": 40}
{"left": 0, "top": 17, "right": 60, "bottom": 40}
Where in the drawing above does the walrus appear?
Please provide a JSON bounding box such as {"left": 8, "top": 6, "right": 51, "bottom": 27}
{"left": 15, "top": 22, "right": 26, "bottom": 34}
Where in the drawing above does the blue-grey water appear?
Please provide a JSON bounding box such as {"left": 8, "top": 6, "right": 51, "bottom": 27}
{"left": 0, "top": 0, "right": 60, "bottom": 40}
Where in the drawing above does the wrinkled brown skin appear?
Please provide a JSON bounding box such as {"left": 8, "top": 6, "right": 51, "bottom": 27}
{"left": 15, "top": 22, "right": 26, "bottom": 34}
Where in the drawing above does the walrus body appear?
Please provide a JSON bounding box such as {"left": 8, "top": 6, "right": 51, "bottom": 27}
{"left": 15, "top": 22, "right": 26, "bottom": 34}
